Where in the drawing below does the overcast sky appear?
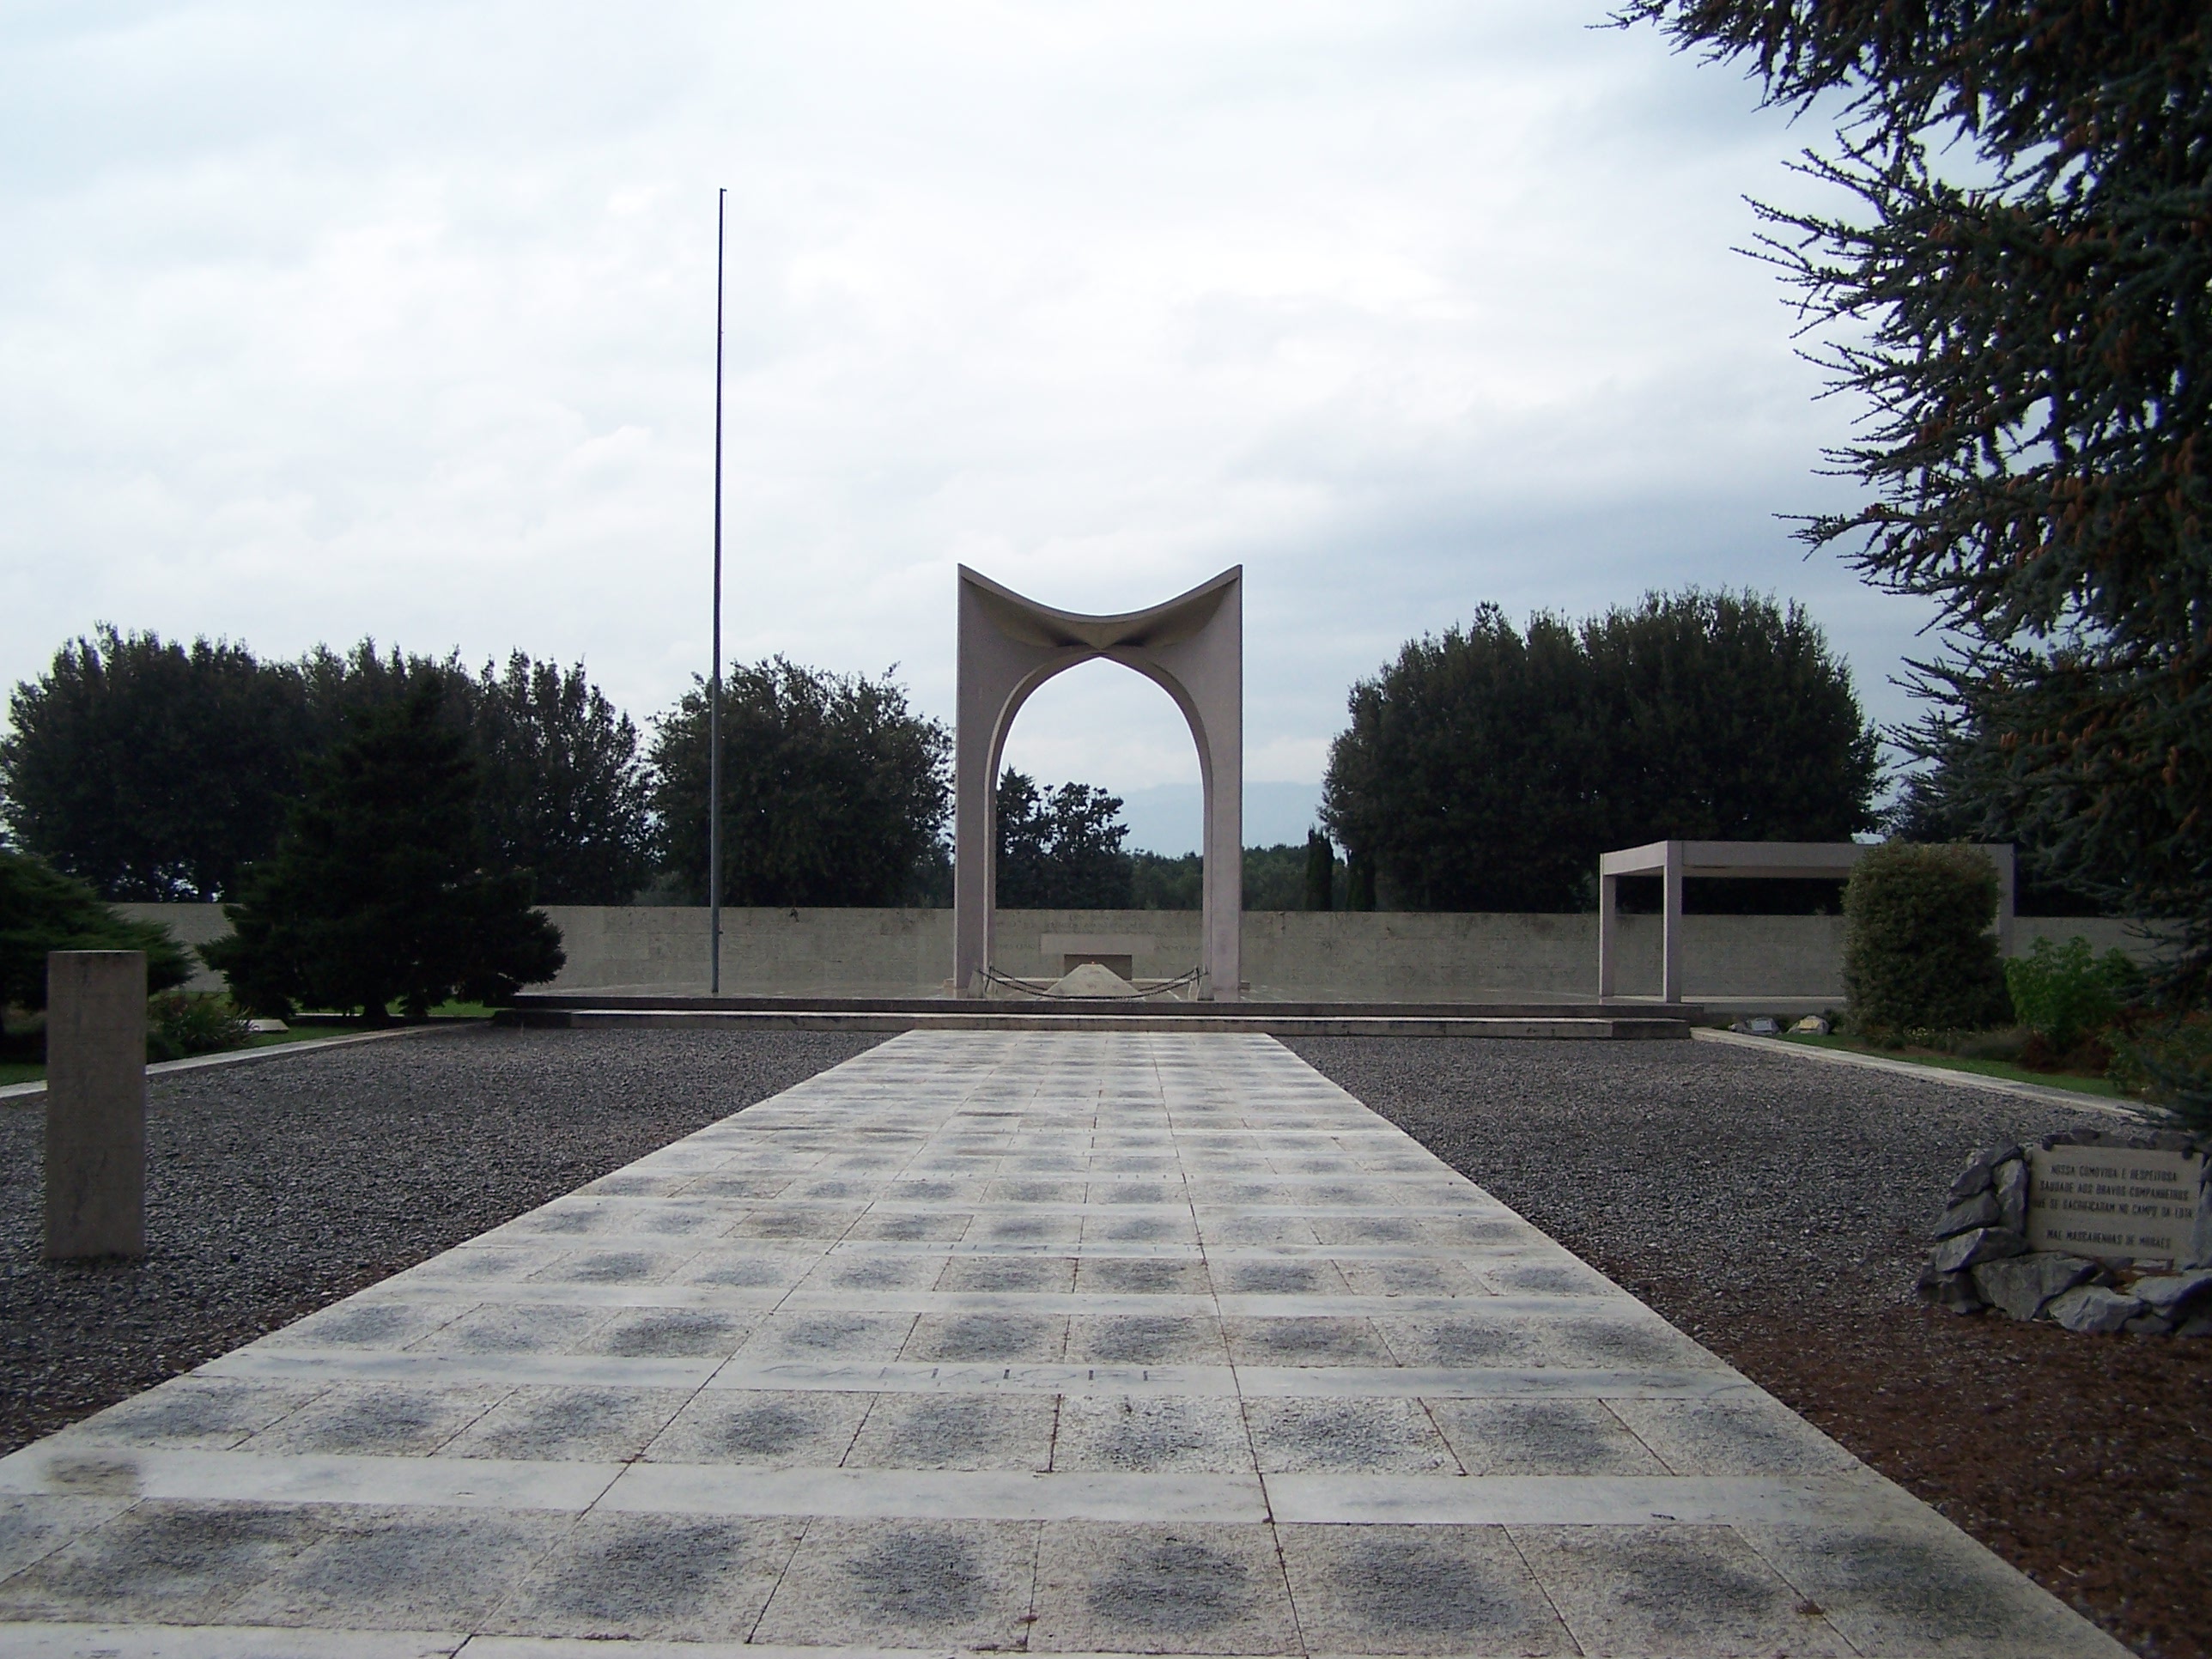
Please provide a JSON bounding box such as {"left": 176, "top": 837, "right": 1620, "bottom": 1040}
{"left": 2, "top": 2, "right": 1939, "bottom": 854}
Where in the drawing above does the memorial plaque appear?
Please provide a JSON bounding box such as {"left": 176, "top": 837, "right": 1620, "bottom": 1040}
{"left": 2027, "top": 1143, "right": 2205, "bottom": 1262}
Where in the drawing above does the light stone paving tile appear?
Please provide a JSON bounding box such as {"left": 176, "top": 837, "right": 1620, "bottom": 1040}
{"left": 204, "top": 1348, "right": 720, "bottom": 1394}
{"left": 643, "top": 1391, "right": 876, "bottom": 1468}
{"left": 1275, "top": 1522, "right": 1578, "bottom": 1656}
{"left": 898, "top": 1311, "right": 1071, "bottom": 1364}
{"left": 0, "top": 1623, "right": 466, "bottom": 1657}
{"left": 1065, "top": 1314, "right": 1231, "bottom": 1366}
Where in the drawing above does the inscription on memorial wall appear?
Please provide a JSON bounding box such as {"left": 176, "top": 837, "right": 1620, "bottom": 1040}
{"left": 2027, "top": 1143, "right": 2205, "bottom": 1261}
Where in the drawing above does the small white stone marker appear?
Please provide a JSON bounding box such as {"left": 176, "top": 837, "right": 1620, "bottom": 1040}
{"left": 44, "top": 950, "right": 148, "bottom": 1260}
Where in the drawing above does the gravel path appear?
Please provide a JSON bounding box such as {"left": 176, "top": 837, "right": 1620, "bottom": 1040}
{"left": 0, "top": 1025, "right": 882, "bottom": 1454}
{"left": 1289, "top": 1036, "right": 2212, "bottom": 1659}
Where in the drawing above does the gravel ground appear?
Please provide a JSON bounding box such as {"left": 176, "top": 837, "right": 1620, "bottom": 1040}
{"left": 0, "top": 1024, "right": 882, "bottom": 1454}
{"left": 1291, "top": 1035, "right": 2212, "bottom": 1659}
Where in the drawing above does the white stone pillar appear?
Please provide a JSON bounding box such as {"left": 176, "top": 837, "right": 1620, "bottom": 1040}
{"left": 45, "top": 951, "right": 148, "bottom": 1261}
{"left": 1661, "top": 841, "right": 1685, "bottom": 1006}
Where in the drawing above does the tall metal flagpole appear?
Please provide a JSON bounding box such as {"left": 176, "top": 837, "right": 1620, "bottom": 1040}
{"left": 708, "top": 188, "right": 726, "bottom": 995}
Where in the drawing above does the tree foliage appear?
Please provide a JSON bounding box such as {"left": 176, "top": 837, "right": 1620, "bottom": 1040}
{"left": 648, "top": 658, "right": 950, "bottom": 907}
{"left": 0, "top": 849, "right": 194, "bottom": 1012}
{"left": 995, "top": 770, "right": 1134, "bottom": 908}
{"left": 204, "top": 684, "right": 564, "bottom": 1022}
{"left": 0, "top": 628, "right": 317, "bottom": 901}
{"left": 1322, "top": 590, "right": 1880, "bottom": 911}
{"left": 472, "top": 653, "right": 653, "bottom": 904}
{"left": 1623, "top": 3, "right": 2212, "bottom": 996}
{"left": 0, "top": 630, "right": 652, "bottom": 906}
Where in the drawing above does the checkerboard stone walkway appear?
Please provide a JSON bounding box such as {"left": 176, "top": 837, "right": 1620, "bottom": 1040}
{"left": 0, "top": 1032, "right": 2124, "bottom": 1657}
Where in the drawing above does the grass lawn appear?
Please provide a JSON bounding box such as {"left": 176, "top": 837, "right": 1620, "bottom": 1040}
{"left": 3, "top": 1024, "right": 368, "bottom": 1089}
{"left": 1779, "top": 1031, "right": 2132, "bottom": 1101}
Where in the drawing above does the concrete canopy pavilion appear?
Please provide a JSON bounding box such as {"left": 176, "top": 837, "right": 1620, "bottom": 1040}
{"left": 1597, "top": 838, "right": 2016, "bottom": 1004}
{"left": 955, "top": 565, "right": 1242, "bottom": 999}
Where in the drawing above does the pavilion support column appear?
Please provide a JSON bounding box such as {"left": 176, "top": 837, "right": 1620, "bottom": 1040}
{"left": 1596, "top": 872, "right": 1620, "bottom": 1000}
{"left": 1661, "top": 840, "right": 1684, "bottom": 1006}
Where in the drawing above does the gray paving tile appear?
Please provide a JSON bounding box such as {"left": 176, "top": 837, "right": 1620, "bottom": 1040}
{"left": 1031, "top": 1520, "right": 1303, "bottom": 1654}
{"left": 750, "top": 1516, "right": 1039, "bottom": 1648}
{"left": 1066, "top": 1313, "right": 1231, "bottom": 1365}
{"left": 644, "top": 1390, "right": 875, "bottom": 1467}
{"left": 935, "top": 1254, "right": 1078, "bottom": 1292}
{"left": 1513, "top": 1522, "right": 1853, "bottom": 1656}
{"left": 239, "top": 1384, "right": 510, "bottom": 1456}
{"left": 220, "top": 1504, "right": 572, "bottom": 1630}
{"left": 485, "top": 1511, "right": 805, "bottom": 1641}
{"left": 0, "top": 1499, "right": 332, "bottom": 1623}
{"left": 900, "top": 1310, "right": 1069, "bottom": 1363}
{"left": 738, "top": 1312, "right": 917, "bottom": 1363}
{"left": 1223, "top": 1314, "right": 1395, "bottom": 1366}
{"left": 842, "top": 1392, "right": 1058, "bottom": 1471}
{"left": 1428, "top": 1398, "right": 1672, "bottom": 1477}
{"left": 1738, "top": 1521, "right": 2130, "bottom": 1657}
{"left": 404, "top": 1304, "right": 613, "bottom": 1356}
{"left": 440, "top": 1386, "right": 694, "bottom": 1462}
{"left": 557, "top": 1308, "right": 746, "bottom": 1358}
{"left": 1243, "top": 1397, "right": 1462, "bottom": 1474}
{"left": 1612, "top": 1395, "right": 1863, "bottom": 1477}
{"left": 1052, "top": 1395, "right": 1255, "bottom": 1474}
{"left": 0, "top": 1494, "right": 140, "bottom": 1582}
{"left": 1278, "top": 1522, "right": 1577, "bottom": 1655}
{"left": 52, "top": 1377, "right": 327, "bottom": 1451}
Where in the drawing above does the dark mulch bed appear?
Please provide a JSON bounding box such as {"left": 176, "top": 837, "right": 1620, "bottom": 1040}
{"left": 1291, "top": 1034, "right": 2212, "bottom": 1659}
{"left": 0, "top": 1025, "right": 881, "bottom": 1455}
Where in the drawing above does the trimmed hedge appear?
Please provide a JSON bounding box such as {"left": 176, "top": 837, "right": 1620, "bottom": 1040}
{"left": 1843, "top": 842, "right": 2011, "bottom": 1035}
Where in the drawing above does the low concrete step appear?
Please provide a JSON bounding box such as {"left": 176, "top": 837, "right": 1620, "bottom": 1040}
{"left": 495, "top": 1006, "right": 1692, "bottom": 1039}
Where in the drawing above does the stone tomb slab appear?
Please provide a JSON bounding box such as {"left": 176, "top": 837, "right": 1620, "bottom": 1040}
{"left": 0, "top": 1030, "right": 2128, "bottom": 1657}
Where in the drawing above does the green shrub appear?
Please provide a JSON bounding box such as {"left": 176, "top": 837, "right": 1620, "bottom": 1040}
{"left": 2003, "top": 936, "right": 2146, "bottom": 1053}
{"left": 1843, "top": 842, "right": 2010, "bottom": 1036}
{"left": 0, "top": 849, "right": 194, "bottom": 1010}
{"left": 147, "top": 992, "right": 254, "bottom": 1062}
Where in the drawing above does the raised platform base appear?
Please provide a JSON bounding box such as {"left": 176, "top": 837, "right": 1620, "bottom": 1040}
{"left": 501, "top": 992, "right": 1696, "bottom": 1039}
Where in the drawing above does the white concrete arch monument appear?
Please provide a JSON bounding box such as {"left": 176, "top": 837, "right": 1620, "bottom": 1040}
{"left": 955, "top": 565, "right": 1243, "bottom": 1000}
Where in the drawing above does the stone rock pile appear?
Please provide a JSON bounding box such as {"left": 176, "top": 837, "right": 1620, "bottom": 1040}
{"left": 1917, "top": 1129, "right": 2212, "bottom": 1336}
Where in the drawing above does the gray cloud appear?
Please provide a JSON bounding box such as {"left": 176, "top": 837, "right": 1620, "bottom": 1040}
{"left": 2, "top": 1, "right": 1937, "bottom": 823}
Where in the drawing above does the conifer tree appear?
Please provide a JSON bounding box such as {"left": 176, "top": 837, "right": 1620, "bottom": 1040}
{"left": 205, "top": 683, "right": 563, "bottom": 1022}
